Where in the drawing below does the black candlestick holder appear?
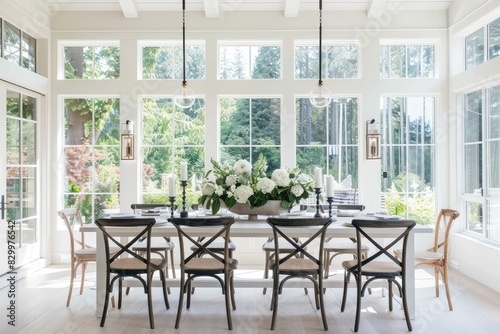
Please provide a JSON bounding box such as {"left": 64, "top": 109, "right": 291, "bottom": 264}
{"left": 326, "top": 196, "right": 334, "bottom": 218}
{"left": 314, "top": 187, "right": 323, "bottom": 218}
{"left": 169, "top": 196, "right": 176, "bottom": 218}
{"left": 180, "top": 180, "right": 188, "bottom": 218}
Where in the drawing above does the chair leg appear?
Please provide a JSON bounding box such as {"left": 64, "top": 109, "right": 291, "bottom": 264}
{"left": 224, "top": 271, "right": 233, "bottom": 330}
{"left": 186, "top": 279, "right": 192, "bottom": 309}
{"left": 401, "top": 278, "right": 413, "bottom": 331}
{"left": 354, "top": 275, "right": 362, "bottom": 332}
{"left": 270, "top": 270, "right": 279, "bottom": 330}
{"left": 388, "top": 280, "right": 393, "bottom": 311}
{"left": 66, "top": 259, "right": 76, "bottom": 307}
{"left": 175, "top": 274, "right": 185, "bottom": 329}
{"left": 435, "top": 266, "right": 440, "bottom": 297}
{"left": 443, "top": 265, "right": 453, "bottom": 311}
{"left": 230, "top": 271, "right": 236, "bottom": 310}
{"left": 118, "top": 278, "right": 123, "bottom": 309}
{"left": 341, "top": 271, "right": 350, "bottom": 312}
{"left": 160, "top": 270, "right": 170, "bottom": 310}
{"left": 100, "top": 285, "right": 111, "bottom": 327}
{"left": 318, "top": 274, "right": 328, "bottom": 331}
{"left": 79, "top": 262, "right": 87, "bottom": 295}
{"left": 147, "top": 273, "right": 155, "bottom": 329}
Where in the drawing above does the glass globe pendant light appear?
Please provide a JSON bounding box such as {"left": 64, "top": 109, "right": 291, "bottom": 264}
{"left": 174, "top": 0, "right": 195, "bottom": 109}
{"left": 309, "top": 0, "right": 331, "bottom": 108}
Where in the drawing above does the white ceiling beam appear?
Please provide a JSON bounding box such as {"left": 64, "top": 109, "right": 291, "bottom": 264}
{"left": 284, "top": 0, "right": 300, "bottom": 18}
{"left": 204, "top": 0, "right": 219, "bottom": 18}
{"left": 119, "top": 0, "right": 138, "bottom": 18}
{"left": 367, "top": 0, "right": 388, "bottom": 17}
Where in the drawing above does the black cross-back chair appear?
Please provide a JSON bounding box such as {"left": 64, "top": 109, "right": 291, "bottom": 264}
{"left": 341, "top": 219, "right": 416, "bottom": 332}
{"left": 266, "top": 217, "right": 332, "bottom": 331}
{"left": 169, "top": 216, "right": 238, "bottom": 330}
{"left": 95, "top": 218, "right": 169, "bottom": 329}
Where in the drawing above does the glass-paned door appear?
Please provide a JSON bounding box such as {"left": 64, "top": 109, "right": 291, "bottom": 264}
{"left": 0, "top": 85, "right": 41, "bottom": 275}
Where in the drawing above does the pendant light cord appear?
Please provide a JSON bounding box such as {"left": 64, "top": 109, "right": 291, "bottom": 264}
{"left": 182, "top": 0, "right": 187, "bottom": 85}
{"left": 318, "top": 0, "right": 323, "bottom": 86}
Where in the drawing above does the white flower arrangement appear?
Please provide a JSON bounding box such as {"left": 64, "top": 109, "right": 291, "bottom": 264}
{"left": 199, "top": 154, "right": 315, "bottom": 214}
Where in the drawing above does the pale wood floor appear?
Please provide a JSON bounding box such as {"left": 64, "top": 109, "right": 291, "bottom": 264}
{"left": 3, "top": 264, "right": 500, "bottom": 334}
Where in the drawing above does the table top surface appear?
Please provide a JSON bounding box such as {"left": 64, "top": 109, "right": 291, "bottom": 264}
{"left": 81, "top": 214, "right": 433, "bottom": 237}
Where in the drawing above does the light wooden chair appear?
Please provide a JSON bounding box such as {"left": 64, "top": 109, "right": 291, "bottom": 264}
{"left": 58, "top": 208, "right": 114, "bottom": 307}
{"left": 395, "top": 209, "right": 460, "bottom": 311}
{"left": 95, "top": 217, "right": 170, "bottom": 329}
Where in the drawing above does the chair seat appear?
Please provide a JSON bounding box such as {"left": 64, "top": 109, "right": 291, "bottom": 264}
{"left": 74, "top": 247, "right": 97, "bottom": 256}
{"left": 111, "top": 257, "right": 167, "bottom": 271}
{"left": 262, "top": 240, "right": 305, "bottom": 252}
{"left": 133, "top": 239, "right": 175, "bottom": 252}
{"left": 185, "top": 257, "right": 238, "bottom": 271}
{"left": 324, "top": 242, "right": 369, "bottom": 252}
{"left": 270, "top": 258, "right": 319, "bottom": 271}
{"left": 342, "top": 259, "right": 401, "bottom": 274}
{"left": 414, "top": 250, "right": 444, "bottom": 261}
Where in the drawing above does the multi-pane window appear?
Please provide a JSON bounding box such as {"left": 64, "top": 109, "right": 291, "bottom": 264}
{"left": 295, "top": 43, "right": 358, "bottom": 79}
{"left": 381, "top": 97, "right": 435, "bottom": 224}
{"left": 466, "top": 28, "right": 485, "bottom": 70}
{"left": 380, "top": 44, "right": 435, "bottom": 78}
{"left": 220, "top": 97, "right": 281, "bottom": 171}
{"left": 296, "top": 98, "right": 359, "bottom": 187}
{"left": 141, "top": 98, "right": 205, "bottom": 202}
{"left": 488, "top": 18, "right": 500, "bottom": 60}
{"left": 463, "top": 86, "right": 500, "bottom": 244}
{"left": 2, "top": 19, "right": 36, "bottom": 72}
{"left": 465, "top": 16, "right": 500, "bottom": 70}
{"left": 63, "top": 43, "right": 120, "bottom": 79}
{"left": 218, "top": 43, "right": 281, "bottom": 79}
{"left": 141, "top": 42, "right": 205, "bottom": 79}
{"left": 63, "top": 98, "right": 120, "bottom": 224}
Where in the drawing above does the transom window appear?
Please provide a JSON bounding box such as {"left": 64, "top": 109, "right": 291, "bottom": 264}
{"left": 2, "top": 18, "right": 36, "bottom": 72}
{"left": 62, "top": 41, "right": 120, "bottom": 79}
{"left": 141, "top": 41, "right": 206, "bottom": 80}
{"left": 465, "top": 16, "right": 500, "bottom": 70}
{"left": 295, "top": 42, "right": 359, "bottom": 79}
{"left": 218, "top": 42, "right": 281, "bottom": 80}
{"left": 380, "top": 43, "right": 435, "bottom": 78}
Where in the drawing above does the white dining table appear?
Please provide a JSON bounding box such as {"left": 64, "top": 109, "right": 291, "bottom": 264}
{"left": 81, "top": 215, "right": 432, "bottom": 319}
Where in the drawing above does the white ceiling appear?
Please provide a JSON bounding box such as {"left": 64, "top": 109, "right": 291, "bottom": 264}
{"left": 43, "top": 0, "right": 455, "bottom": 18}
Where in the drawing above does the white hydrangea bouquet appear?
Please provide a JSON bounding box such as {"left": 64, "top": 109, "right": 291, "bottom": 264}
{"left": 198, "top": 154, "right": 314, "bottom": 214}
